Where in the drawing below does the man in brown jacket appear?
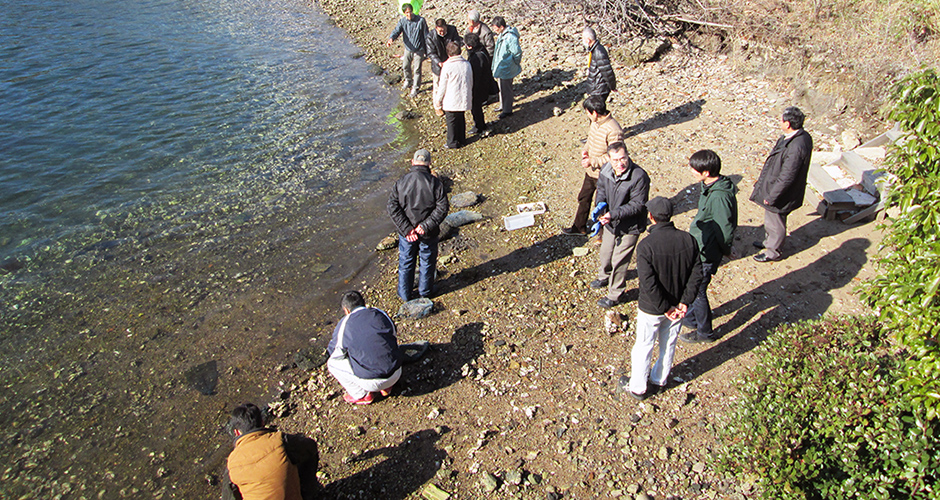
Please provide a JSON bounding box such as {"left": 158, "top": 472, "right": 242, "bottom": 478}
{"left": 563, "top": 95, "right": 624, "bottom": 235}
{"left": 223, "top": 403, "right": 319, "bottom": 500}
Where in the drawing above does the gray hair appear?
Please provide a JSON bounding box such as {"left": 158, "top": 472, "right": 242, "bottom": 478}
{"left": 468, "top": 10, "right": 481, "bottom": 22}
{"left": 583, "top": 26, "right": 597, "bottom": 42}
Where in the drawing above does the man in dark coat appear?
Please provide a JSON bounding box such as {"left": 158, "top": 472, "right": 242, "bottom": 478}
{"left": 387, "top": 149, "right": 449, "bottom": 301}
{"left": 464, "top": 32, "right": 496, "bottom": 135}
{"left": 750, "top": 106, "right": 813, "bottom": 262}
{"left": 623, "top": 197, "right": 702, "bottom": 400}
{"left": 426, "top": 19, "right": 462, "bottom": 93}
{"left": 582, "top": 27, "right": 616, "bottom": 102}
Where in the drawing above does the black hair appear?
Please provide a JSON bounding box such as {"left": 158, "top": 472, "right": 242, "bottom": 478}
{"left": 435, "top": 18, "right": 447, "bottom": 29}
{"left": 341, "top": 290, "right": 365, "bottom": 312}
{"left": 228, "top": 403, "right": 264, "bottom": 435}
{"left": 782, "top": 106, "right": 805, "bottom": 130}
{"left": 689, "top": 149, "right": 721, "bottom": 176}
{"left": 464, "top": 32, "right": 480, "bottom": 49}
{"left": 607, "top": 141, "right": 627, "bottom": 156}
{"left": 492, "top": 16, "right": 506, "bottom": 29}
{"left": 582, "top": 95, "right": 608, "bottom": 115}
{"left": 401, "top": 3, "right": 412, "bottom": 13}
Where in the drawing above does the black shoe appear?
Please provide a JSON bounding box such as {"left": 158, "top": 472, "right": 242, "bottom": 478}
{"left": 598, "top": 297, "right": 619, "bottom": 309}
{"left": 753, "top": 253, "right": 780, "bottom": 263}
{"left": 561, "top": 226, "right": 585, "bottom": 235}
{"left": 752, "top": 241, "right": 765, "bottom": 249}
{"left": 680, "top": 332, "right": 715, "bottom": 344}
{"left": 617, "top": 376, "right": 649, "bottom": 400}
{"left": 589, "top": 279, "right": 608, "bottom": 290}
{"left": 468, "top": 127, "right": 479, "bottom": 135}
{"left": 498, "top": 112, "right": 513, "bottom": 119}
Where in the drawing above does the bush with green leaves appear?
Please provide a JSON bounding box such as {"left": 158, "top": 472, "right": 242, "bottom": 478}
{"left": 860, "top": 68, "right": 940, "bottom": 420}
{"left": 717, "top": 317, "right": 940, "bottom": 499}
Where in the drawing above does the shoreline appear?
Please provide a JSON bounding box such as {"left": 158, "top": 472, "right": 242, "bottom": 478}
{"left": 262, "top": 0, "right": 886, "bottom": 499}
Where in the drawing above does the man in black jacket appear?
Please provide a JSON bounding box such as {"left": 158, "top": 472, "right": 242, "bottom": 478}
{"left": 593, "top": 142, "right": 650, "bottom": 309}
{"left": 622, "top": 197, "right": 702, "bottom": 400}
{"left": 750, "top": 106, "right": 813, "bottom": 262}
{"left": 582, "top": 27, "right": 616, "bottom": 102}
{"left": 387, "top": 149, "right": 449, "bottom": 301}
{"left": 327, "top": 291, "right": 402, "bottom": 405}
{"left": 427, "top": 19, "right": 462, "bottom": 95}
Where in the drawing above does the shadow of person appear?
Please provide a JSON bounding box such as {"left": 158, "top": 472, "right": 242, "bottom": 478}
{"left": 623, "top": 99, "right": 705, "bottom": 141}
{"left": 489, "top": 69, "right": 584, "bottom": 134}
{"left": 668, "top": 237, "right": 871, "bottom": 386}
{"left": 737, "top": 207, "right": 871, "bottom": 260}
{"left": 323, "top": 428, "right": 448, "bottom": 500}
{"left": 437, "top": 233, "right": 581, "bottom": 295}
{"left": 400, "top": 322, "right": 484, "bottom": 397}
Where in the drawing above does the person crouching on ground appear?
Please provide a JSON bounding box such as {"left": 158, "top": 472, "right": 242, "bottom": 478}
{"left": 623, "top": 197, "right": 702, "bottom": 400}
{"left": 327, "top": 291, "right": 403, "bottom": 405}
{"left": 223, "top": 403, "right": 320, "bottom": 500}
{"left": 433, "top": 41, "right": 472, "bottom": 149}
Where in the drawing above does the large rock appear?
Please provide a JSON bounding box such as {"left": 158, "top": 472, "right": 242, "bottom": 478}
{"left": 450, "top": 191, "right": 480, "bottom": 208}
{"left": 398, "top": 298, "right": 434, "bottom": 319}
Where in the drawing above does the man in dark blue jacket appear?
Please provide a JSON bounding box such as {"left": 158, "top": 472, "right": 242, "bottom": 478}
{"left": 750, "top": 106, "right": 813, "bottom": 262}
{"left": 593, "top": 142, "right": 650, "bottom": 309}
{"left": 327, "top": 291, "right": 402, "bottom": 405}
{"left": 623, "top": 197, "right": 702, "bottom": 400}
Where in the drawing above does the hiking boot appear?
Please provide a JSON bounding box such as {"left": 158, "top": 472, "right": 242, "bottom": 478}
{"left": 598, "top": 297, "right": 619, "bottom": 309}
{"left": 679, "top": 332, "right": 715, "bottom": 344}
{"left": 589, "top": 279, "right": 608, "bottom": 290}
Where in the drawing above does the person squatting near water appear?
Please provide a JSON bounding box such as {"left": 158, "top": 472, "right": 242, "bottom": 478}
{"left": 622, "top": 197, "right": 702, "bottom": 401}
{"left": 387, "top": 148, "right": 449, "bottom": 301}
{"left": 327, "top": 291, "right": 403, "bottom": 405}
{"left": 223, "top": 403, "right": 320, "bottom": 500}
{"left": 387, "top": 3, "right": 428, "bottom": 98}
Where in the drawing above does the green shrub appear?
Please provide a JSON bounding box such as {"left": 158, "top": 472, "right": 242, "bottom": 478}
{"left": 861, "top": 68, "right": 940, "bottom": 420}
{"left": 717, "top": 317, "right": 940, "bottom": 499}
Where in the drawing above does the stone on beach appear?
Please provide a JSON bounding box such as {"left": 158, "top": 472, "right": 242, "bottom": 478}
{"left": 398, "top": 298, "right": 433, "bottom": 318}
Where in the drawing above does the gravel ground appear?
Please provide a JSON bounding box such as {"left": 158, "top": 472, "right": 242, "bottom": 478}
{"left": 266, "top": 1, "right": 885, "bottom": 498}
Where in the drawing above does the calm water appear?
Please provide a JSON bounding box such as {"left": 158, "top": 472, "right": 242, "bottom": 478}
{"left": 0, "top": 0, "right": 407, "bottom": 496}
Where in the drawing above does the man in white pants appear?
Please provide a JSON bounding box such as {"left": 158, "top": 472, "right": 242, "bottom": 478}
{"left": 622, "top": 197, "right": 702, "bottom": 400}
{"left": 327, "top": 291, "right": 402, "bottom": 405}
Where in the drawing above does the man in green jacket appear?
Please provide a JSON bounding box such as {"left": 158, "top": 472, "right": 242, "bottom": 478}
{"left": 680, "top": 149, "right": 738, "bottom": 343}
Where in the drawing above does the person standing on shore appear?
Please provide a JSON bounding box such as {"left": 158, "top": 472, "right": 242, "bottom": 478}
{"left": 491, "top": 16, "right": 522, "bottom": 119}
{"left": 426, "top": 18, "right": 462, "bottom": 96}
{"left": 622, "top": 197, "right": 702, "bottom": 400}
{"left": 433, "top": 41, "right": 472, "bottom": 149}
{"left": 680, "top": 150, "right": 738, "bottom": 344}
{"left": 750, "top": 106, "right": 813, "bottom": 262}
{"left": 466, "top": 10, "right": 495, "bottom": 57}
{"left": 387, "top": 3, "right": 428, "bottom": 98}
{"left": 592, "top": 142, "right": 650, "bottom": 309}
{"left": 582, "top": 27, "right": 616, "bottom": 103}
{"left": 562, "top": 95, "right": 623, "bottom": 235}
{"left": 387, "top": 149, "right": 449, "bottom": 301}
{"left": 327, "top": 291, "right": 403, "bottom": 405}
{"left": 464, "top": 32, "right": 496, "bottom": 136}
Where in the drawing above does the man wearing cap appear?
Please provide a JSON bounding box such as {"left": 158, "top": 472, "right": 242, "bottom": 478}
{"left": 622, "top": 197, "right": 702, "bottom": 400}
{"left": 387, "top": 149, "right": 449, "bottom": 301}
{"left": 592, "top": 141, "right": 650, "bottom": 309}
{"left": 387, "top": 3, "right": 429, "bottom": 98}
{"left": 750, "top": 106, "right": 813, "bottom": 262}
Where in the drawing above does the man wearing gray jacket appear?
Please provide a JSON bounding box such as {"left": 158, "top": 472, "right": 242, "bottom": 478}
{"left": 387, "top": 3, "right": 428, "bottom": 97}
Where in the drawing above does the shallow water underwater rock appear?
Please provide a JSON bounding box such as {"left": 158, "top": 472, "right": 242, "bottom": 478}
{"left": 375, "top": 233, "right": 397, "bottom": 251}
{"left": 294, "top": 347, "right": 328, "bottom": 371}
{"left": 185, "top": 360, "right": 219, "bottom": 395}
{"left": 398, "top": 298, "right": 433, "bottom": 319}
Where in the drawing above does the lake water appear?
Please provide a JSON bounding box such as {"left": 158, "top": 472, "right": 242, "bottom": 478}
{"left": 0, "top": 0, "right": 408, "bottom": 496}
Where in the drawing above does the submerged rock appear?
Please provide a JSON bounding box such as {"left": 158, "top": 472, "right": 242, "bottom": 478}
{"left": 185, "top": 360, "right": 219, "bottom": 395}
{"left": 294, "top": 347, "right": 328, "bottom": 371}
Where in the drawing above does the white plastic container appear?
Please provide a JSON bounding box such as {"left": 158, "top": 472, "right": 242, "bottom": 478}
{"left": 503, "top": 212, "right": 535, "bottom": 230}
{"left": 516, "top": 201, "right": 547, "bottom": 215}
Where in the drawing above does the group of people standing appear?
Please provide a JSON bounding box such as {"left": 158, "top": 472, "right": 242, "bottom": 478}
{"left": 388, "top": 6, "right": 521, "bottom": 148}
{"left": 220, "top": 6, "right": 818, "bottom": 495}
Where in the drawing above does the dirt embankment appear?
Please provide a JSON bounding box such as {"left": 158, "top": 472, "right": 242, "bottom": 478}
{"left": 264, "top": 0, "right": 886, "bottom": 498}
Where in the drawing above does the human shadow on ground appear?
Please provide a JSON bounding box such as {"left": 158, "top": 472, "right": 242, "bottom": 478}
{"left": 398, "top": 322, "right": 484, "bottom": 398}
{"left": 667, "top": 237, "right": 871, "bottom": 388}
{"left": 324, "top": 428, "right": 447, "bottom": 500}
{"left": 437, "top": 233, "right": 583, "bottom": 295}
{"left": 736, "top": 209, "right": 868, "bottom": 260}
{"left": 623, "top": 99, "right": 705, "bottom": 141}
{"left": 487, "top": 69, "right": 584, "bottom": 135}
